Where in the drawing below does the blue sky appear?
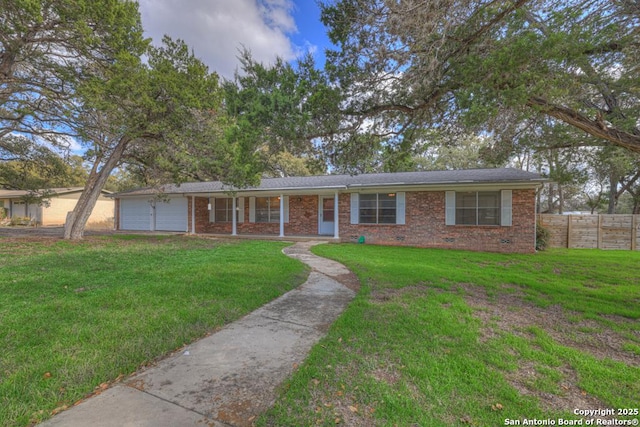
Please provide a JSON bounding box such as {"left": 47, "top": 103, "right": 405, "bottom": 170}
{"left": 138, "top": 0, "right": 332, "bottom": 80}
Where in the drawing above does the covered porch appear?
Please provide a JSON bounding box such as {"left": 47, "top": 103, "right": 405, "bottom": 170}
{"left": 188, "top": 190, "right": 342, "bottom": 240}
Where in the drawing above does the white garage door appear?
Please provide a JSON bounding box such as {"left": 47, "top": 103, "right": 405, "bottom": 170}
{"left": 120, "top": 198, "right": 151, "bottom": 231}
{"left": 154, "top": 197, "right": 188, "bottom": 232}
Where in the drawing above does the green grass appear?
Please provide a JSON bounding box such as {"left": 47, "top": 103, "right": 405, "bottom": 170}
{"left": 0, "top": 236, "right": 307, "bottom": 427}
{"left": 259, "top": 245, "right": 640, "bottom": 426}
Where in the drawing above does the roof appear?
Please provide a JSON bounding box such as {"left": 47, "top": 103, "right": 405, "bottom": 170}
{"left": 0, "top": 187, "right": 112, "bottom": 198}
{"left": 114, "top": 168, "right": 545, "bottom": 197}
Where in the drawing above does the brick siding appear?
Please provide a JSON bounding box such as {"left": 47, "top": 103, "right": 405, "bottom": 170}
{"left": 187, "top": 189, "right": 537, "bottom": 253}
{"left": 337, "top": 190, "right": 536, "bottom": 253}
{"left": 194, "top": 195, "right": 322, "bottom": 236}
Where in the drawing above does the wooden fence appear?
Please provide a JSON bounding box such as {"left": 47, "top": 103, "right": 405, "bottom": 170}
{"left": 537, "top": 214, "right": 640, "bottom": 250}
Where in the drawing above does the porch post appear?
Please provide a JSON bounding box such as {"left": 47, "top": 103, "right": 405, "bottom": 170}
{"left": 232, "top": 196, "right": 237, "bottom": 236}
{"left": 191, "top": 196, "right": 195, "bottom": 234}
{"left": 279, "top": 193, "right": 285, "bottom": 237}
{"left": 334, "top": 191, "right": 339, "bottom": 239}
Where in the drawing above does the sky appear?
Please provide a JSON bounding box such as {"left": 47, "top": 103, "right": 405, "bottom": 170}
{"left": 137, "top": 0, "right": 332, "bottom": 80}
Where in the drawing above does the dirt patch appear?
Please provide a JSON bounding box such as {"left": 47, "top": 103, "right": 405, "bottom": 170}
{"left": 332, "top": 271, "right": 361, "bottom": 292}
{"left": 370, "top": 366, "right": 401, "bottom": 385}
{"left": 458, "top": 283, "right": 640, "bottom": 368}
{"left": 458, "top": 283, "right": 639, "bottom": 416}
{"left": 370, "top": 284, "right": 431, "bottom": 303}
{"left": 507, "top": 362, "right": 616, "bottom": 421}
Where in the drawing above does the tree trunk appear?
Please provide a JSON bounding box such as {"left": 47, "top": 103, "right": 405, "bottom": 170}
{"left": 558, "top": 184, "right": 564, "bottom": 214}
{"left": 64, "top": 136, "right": 130, "bottom": 240}
{"left": 629, "top": 189, "right": 640, "bottom": 214}
{"left": 608, "top": 174, "right": 617, "bottom": 214}
{"left": 547, "top": 183, "right": 556, "bottom": 213}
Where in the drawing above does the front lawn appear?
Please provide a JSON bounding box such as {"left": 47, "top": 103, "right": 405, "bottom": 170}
{"left": 0, "top": 236, "right": 307, "bottom": 426}
{"left": 259, "top": 245, "right": 640, "bottom": 426}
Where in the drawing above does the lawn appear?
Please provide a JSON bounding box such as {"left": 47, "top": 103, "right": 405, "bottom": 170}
{"left": 0, "top": 235, "right": 307, "bottom": 427}
{"left": 259, "top": 245, "right": 640, "bottom": 426}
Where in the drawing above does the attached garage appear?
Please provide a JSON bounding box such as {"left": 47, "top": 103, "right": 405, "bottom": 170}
{"left": 120, "top": 198, "right": 151, "bottom": 231}
{"left": 119, "top": 197, "right": 188, "bottom": 232}
{"left": 154, "top": 197, "right": 188, "bottom": 231}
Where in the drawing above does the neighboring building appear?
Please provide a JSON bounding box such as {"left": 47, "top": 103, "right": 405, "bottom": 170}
{"left": 113, "top": 169, "right": 545, "bottom": 253}
{"left": 0, "top": 187, "right": 114, "bottom": 227}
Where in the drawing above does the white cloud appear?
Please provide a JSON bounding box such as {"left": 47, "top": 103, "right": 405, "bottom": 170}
{"left": 138, "top": 0, "right": 299, "bottom": 79}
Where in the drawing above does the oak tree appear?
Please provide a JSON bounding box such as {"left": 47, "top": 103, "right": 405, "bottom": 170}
{"left": 319, "top": 0, "right": 640, "bottom": 154}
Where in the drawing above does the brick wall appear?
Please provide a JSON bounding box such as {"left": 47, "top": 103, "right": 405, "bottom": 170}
{"left": 190, "top": 189, "right": 537, "bottom": 253}
{"left": 337, "top": 189, "right": 536, "bottom": 253}
{"left": 195, "top": 195, "right": 321, "bottom": 236}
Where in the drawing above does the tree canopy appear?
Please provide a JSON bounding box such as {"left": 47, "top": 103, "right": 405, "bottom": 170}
{"left": 63, "top": 36, "right": 238, "bottom": 239}
{"left": 318, "top": 0, "right": 640, "bottom": 154}
{"left": 0, "top": 0, "right": 146, "bottom": 142}
{"left": 1, "top": 1, "right": 254, "bottom": 239}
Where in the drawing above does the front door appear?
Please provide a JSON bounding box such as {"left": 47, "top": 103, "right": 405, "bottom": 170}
{"left": 319, "top": 196, "right": 335, "bottom": 235}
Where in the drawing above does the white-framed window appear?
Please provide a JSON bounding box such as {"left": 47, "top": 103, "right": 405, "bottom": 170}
{"left": 214, "top": 198, "right": 233, "bottom": 223}
{"left": 456, "top": 191, "right": 500, "bottom": 225}
{"left": 359, "top": 193, "right": 397, "bottom": 224}
{"left": 350, "top": 192, "right": 405, "bottom": 225}
{"left": 255, "top": 196, "right": 280, "bottom": 223}
{"left": 209, "top": 197, "right": 243, "bottom": 223}
{"left": 446, "top": 190, "right": 512, "bottom": 226}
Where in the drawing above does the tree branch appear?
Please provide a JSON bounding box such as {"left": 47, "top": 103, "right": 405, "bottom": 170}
{"left": 526, "top": 96, "right": 640, "bottom": 153}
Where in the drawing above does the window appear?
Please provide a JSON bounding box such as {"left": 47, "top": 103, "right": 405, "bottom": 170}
{"left": 255, "top": 196, "right": 280, "bottom": 223}
{"left": 455, "top": 191, "right": 501, "bottom": 225}
{"left": 214, "top": 198, "right": 233, "bottom": 223}
{"left": 359, "top": 193, "right": 397, "bottom": 224}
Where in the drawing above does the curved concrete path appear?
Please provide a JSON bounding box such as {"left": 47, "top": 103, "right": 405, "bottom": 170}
{"left": 40, "top": 241, "right": 356, "bottom": 427}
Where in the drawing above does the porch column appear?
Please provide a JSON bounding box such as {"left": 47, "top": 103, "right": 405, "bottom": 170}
{"left": 334, "top": 191, "right": 339, "bottom": 239}
{"left": 191, "top": 196, "right": 195, "bottom": 234}
{"left": 232, "top": 196, "right": 237, "bottom": 236}
{"left": 279, "top": 193, "right": 285, "bottom": 237}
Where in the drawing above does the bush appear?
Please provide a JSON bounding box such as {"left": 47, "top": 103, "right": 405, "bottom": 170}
{"left": 10, "top": 216, "right": 34, "bottom": 226}
{"left": 536, "top": 222, "right": 551, "bottom": 251}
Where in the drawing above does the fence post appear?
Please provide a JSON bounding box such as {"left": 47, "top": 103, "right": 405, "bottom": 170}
{"left": 567, "top": 215, "right": 572, "bottom": 248}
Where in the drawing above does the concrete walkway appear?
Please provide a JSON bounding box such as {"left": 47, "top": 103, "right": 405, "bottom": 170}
{"left": 40, "top": 241, "right": 356, "bottom": 427}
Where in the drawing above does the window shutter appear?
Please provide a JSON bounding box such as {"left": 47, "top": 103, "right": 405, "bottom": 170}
{"left": 445, "top": 191, "right": 456, "bottom": 225}
{"left": 283, "top": 196, "right": 289, "bottom": 223}
{"left": 237, "top": 197, "right": 244, "bottom": 223}
{"left": 396, "top": 192, "right": 405, "bottom": 225}
{"left": 209, "top": 197, "right": 215, "bottom": 223}
{"left": 249, "top": 197, "right": 256, "bottom": 223}
{"left": 501, "top": 190, "right": 512, "bottom": 226}
{"left": 350, "top": 193, "right": 359, "bottom": 224}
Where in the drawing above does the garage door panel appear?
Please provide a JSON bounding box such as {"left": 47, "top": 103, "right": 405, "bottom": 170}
{"left": 120, "top": 199, "right": 150, "bottom": 231}
{"left": 154, "top": 198, "right": 187, "bottom": 231}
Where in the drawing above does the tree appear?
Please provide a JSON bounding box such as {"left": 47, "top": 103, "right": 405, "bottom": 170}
{"left": 413, "top": 132, "right": 501, "bottom": 171}
{"left": 0, "top": 154, "right": 88, "bottom": 189}
{"left": 319, "top": 0, "right": 640, "bottom": 154}
{"left": 63, "top": 37, "right": 237, "bottom": 239}
{"left": 261, "top": 148, "right": 325, "bottom": 178}
{"left": 224, "top": 51, "right": 342, "bottom": 172}
{"left": 0, "top": 135, "right": 69, "bottom": 189}
{"left": 0, "top": 0, "right": 145, "bottom": 143}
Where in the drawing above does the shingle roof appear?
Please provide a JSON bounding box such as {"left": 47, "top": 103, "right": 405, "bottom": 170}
{"left": 0, "top": 187, "right": 111, "bottom": 198}
{"left": 114, "top": 168, "right": 544, "bottom": 197}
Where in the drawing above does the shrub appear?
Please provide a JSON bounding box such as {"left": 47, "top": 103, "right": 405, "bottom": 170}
{"left": 10, "top": 216, "right": 34, "bottom": 226}
{"left": 536, "top": 222, "right": 551, "bottom": 251}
